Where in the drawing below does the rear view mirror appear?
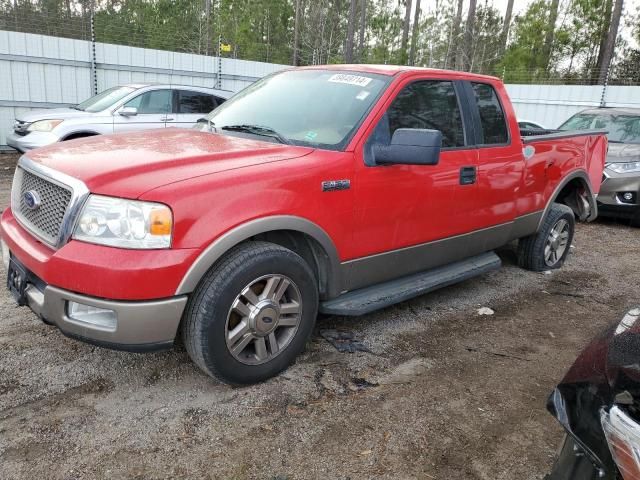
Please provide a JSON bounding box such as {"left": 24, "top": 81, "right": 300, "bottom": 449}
{"left": 119, "top": 106, "right": 138, "bottom": 117}
{"left": 373, "top": 128, "right": 442, "bottom": 166}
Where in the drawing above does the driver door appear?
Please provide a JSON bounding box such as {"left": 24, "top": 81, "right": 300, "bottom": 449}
{"left": 346, "top": 77, "right": 481, "bottom": 289}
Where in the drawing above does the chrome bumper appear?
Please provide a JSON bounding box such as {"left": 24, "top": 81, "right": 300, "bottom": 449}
{"left": 598, "top": 170, "right": 640, "bottom": 208}
{"left": 24, "top": 283, "right": 188, "bottom": 351}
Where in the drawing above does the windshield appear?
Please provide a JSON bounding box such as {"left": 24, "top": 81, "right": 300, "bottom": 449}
{"left": 559, "top": 112, "right": 640, "bottom": 144}
{"left": 206, "top": 69, "right": 389, "bottom": 149}
{"left": 76, "top": 86, "right": 136, "bottom": 113}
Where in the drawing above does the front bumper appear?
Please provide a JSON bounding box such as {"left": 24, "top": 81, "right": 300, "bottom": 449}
{"left": 6, "top": 131, "right": 60, "bottom": 152}
{"left": 2, "top": 237, "right": 188, "bottom": 351}
{"left": 1, "top": 207, "right": 198, "bottom": 350}
{"left": 23, "top": 282, "right": 187, "bottom": 351}
{"left": 597, "top": 169, "right": 640, "bottom": 218}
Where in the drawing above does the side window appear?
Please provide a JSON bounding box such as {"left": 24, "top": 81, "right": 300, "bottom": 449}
{"left": 471, "top": 83, "right": 508, "bottom": 144}
{"left": 125, "top": 89, "right": 171, "bottom": 114}
{"left": 391, "top": 81, "right": 465, "bottom": 147}
{"left": 372, "top": 80, "right": 465, "bottom": 150}
{"left": 177, "top": 91, "right": 217, "bottom": 114}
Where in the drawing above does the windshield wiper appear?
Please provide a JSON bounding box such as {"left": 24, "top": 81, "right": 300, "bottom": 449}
{"left": 70, "top": 105, "right": 84, "bottom": 111}
{"left": 221, "top": 124, "right": 290, "bottom": 145}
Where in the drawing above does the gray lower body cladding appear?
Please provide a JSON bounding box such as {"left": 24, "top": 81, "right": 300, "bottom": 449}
{"left": 339, "top": 212, "right": 541, "bottom": 293}
{"left": 321, "top": 252, "right": 502, "bottom": 316}
{"left": 22, "top": 283, "right": 187, "bottom": 349}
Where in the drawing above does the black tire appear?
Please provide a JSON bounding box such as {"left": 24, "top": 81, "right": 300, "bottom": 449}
{"left": 630, "top": 209, "right": 640, "bottom": 228}
{"left": 517, "top": 203, "right": 575, "bottom": 271}
{"left": 182, "top": 241, "right": 318, "bottom": 385}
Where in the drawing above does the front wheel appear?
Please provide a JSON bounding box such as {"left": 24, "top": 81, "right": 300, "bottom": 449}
{"left": 518, "top": 203, "right": 575, "bottom": 271}
{"left": 182, "top": 241, "right": 318, "bottom": 385}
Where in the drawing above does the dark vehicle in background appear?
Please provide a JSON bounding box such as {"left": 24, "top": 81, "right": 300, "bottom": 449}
{"left": 559, "top": 108, "right": 640, "bottom": 227}
{"left": 546, "top": 307, "right": 640, "bottom": 480}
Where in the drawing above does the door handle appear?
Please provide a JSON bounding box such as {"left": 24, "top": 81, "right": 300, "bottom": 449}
{"left": 460, "top": 166, "right": 477, "bottom": 185}
{"left": 161, "top": 116, "right": 174, "bottom": 121}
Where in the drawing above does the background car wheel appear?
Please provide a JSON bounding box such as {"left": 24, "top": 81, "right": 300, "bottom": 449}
{"left": 518, "top": 203, "right": 575, "bottom": 272}
{"left": 182, "top": 241, "right": 318, "bottom": 385}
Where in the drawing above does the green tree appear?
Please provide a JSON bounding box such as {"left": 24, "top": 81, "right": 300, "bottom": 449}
{"left": 496, "top": 0, "right": 551, "bottom": 82}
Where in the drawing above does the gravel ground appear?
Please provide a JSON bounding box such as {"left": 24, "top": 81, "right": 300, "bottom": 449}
{"left": 0, "top": 151, "right": 638, "bottom": 479}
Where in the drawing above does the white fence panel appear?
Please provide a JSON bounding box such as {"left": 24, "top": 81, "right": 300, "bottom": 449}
{"left": 0, "top": 30, "right": 286, "bottom": 149}
{"left": 505, "top": 84, "right": 640, "bottom": 128}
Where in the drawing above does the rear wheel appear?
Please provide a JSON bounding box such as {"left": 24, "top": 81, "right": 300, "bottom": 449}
{"left": 182, "top": 241, "right": 318, "bottom": 385}
{"left": 518, "top": 203, "right": 575, "bottom": 271}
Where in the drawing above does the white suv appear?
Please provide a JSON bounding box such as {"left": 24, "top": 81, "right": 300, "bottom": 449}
{"left": 7, "top": 84, "right": 232, "bottom": 152}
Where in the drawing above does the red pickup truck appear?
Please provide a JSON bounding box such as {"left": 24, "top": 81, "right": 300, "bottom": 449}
{"left": 1, "top": 66, "right": 607, "bottom": 384}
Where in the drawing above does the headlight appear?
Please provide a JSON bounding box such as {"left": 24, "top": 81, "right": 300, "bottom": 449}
{"left": 72, "top": 195, "right": 172, "bottom": 249}
{"left": 607, "top": 162, "right": 640, "bottom": 174}
{"left": 27, "top": 119, "right": 63, "bottom": 132}
{"left": 601, "top": 406, "right": 640, "bottom": 479}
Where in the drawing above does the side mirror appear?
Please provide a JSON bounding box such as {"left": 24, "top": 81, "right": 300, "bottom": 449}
{"left": 373, "top": 128, "right": 442, "bottom": 166}
{"left": 119, "top": 106, "right": 138, "bottom": 117}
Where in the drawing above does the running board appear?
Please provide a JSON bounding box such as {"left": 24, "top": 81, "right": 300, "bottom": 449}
{"left": 320, "top": 252, "right": 502, "bottom": 316}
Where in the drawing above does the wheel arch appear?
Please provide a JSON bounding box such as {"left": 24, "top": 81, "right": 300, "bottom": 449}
{"left": 538, "top": 170, "right": 597, "bottom": 231}
{"left": 175, "top": 216, "right": 342, "bottom": 300}
{"left": 60, "top": 131, "right": 100, "bottom": 141}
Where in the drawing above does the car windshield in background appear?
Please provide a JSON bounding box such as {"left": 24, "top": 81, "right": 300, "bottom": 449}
{"left": 75, "top": 86, "right": 136, "bottom": 113}
{"left": 559, "top": 112, "right": 640, "bottom": 144}
{"left": 206, "top": 69, "right": 389, "bottom": 149}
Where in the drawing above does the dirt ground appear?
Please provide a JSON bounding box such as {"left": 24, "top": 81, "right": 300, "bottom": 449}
{"left": 0, "top": 151, "right": 638, "bottom": 479}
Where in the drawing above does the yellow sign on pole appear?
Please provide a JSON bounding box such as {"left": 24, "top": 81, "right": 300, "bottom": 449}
{"left": 221, "top": 43, "right": 232, "bottom": 53}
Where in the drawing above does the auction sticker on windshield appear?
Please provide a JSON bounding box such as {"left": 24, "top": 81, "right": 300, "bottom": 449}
{"left": 328, "top": 74, "right": 372, "bottom": 87}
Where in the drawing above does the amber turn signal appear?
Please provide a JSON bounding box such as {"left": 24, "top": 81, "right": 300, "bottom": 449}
{"left": 150, "top": 207, "right": 173, "bottom": 236}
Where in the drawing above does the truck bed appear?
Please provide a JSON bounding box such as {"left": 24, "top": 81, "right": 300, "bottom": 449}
{"left": 520, "top": 128, "right": 608, "bottom": 143}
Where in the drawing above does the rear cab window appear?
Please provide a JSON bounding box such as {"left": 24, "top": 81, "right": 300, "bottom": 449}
{"left": 470, "top": 82, "right": 509, "bottom": 145}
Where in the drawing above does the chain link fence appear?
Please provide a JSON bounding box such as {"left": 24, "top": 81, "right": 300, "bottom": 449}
{"left": 2, "top": 4, "right": 639, "bottom": 86}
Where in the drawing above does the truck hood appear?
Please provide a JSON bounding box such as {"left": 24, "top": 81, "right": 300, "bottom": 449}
{"left": 16, "top": 107, "right": 94, "bottom": 123}
{"left": 25, "top": 128, "right": 314, "bottom": 198}
{"left": 607, "top": 142, "right": 640, "bottom": 163}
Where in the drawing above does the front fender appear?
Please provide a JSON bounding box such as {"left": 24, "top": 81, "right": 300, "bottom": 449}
{"left": 174, "top": 215, "right": 342, "bottom": 297}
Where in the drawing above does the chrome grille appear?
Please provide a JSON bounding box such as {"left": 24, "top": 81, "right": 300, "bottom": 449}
{"left": 13, "top": 168, "right": 73, "bottom": 246}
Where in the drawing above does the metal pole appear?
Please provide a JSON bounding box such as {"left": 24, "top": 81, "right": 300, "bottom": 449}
{"left": 217, "top": 34, "right": 222, "bottom": 90}
{"left": 90, "top": 5, "right": 97, "bottom": 95}
{"left": 600, "top": 63, "right": 610, "bottom": 107}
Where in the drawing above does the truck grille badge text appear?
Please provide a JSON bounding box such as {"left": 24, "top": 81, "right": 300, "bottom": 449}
{"left": 322, "top": 180, "right": 351, "bottom": 192}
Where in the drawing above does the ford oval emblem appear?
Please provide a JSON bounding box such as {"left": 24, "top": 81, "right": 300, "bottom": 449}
{"left": 23, "top": 190, "right": 41, "bottom": 211}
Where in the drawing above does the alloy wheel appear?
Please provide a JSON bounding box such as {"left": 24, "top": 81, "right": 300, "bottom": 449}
{"left": 225, "top": 274, "right": 302, "bottom": 365}
{"left": 544, "top": 218, "right": 570, "bottom": 267}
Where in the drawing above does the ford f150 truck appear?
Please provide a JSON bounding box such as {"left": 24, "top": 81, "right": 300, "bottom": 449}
{"left": 0, "top": 66, "right": 607, "bottom": 384}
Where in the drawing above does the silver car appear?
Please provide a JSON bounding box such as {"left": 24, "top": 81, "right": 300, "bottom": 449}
{"left": 559, "top": 107, "right": 640, "bottom": 227}
{"left": 7, "top": 84, "right": 232, "bottom": 152}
